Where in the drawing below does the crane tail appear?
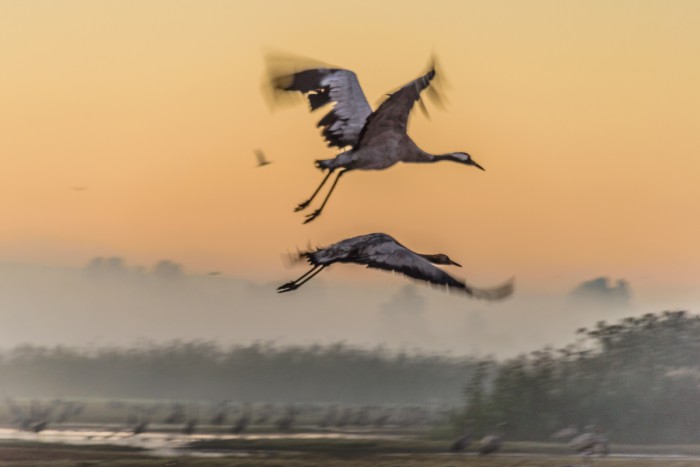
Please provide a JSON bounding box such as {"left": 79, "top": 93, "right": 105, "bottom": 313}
{"left": 463, "top": 277, "right": 515, "bottom": 301}
{"left": 281, "top": 250, "right": 307, "bottom": 267}
{"left": 314, "top": 159, "right": 334, "bottom": 171}
{"left": 294, "top": 246, "right": 333, "bottom": 267}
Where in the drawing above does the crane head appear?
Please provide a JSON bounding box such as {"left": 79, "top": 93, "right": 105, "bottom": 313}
{"left": 422, "top": 253, "right": 462, "bottom": 267}
{"left": 451, "top": 152, "right": 485, "bottom": 171}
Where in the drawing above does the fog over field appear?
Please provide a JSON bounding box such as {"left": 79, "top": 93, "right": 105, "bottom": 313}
{"left": 1, "top": 259, "right": 695, "bottom": 357}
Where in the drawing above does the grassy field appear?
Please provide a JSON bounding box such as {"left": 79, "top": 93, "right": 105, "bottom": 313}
{"left": 4, "top": 439, "right": 700, "bottom": 467}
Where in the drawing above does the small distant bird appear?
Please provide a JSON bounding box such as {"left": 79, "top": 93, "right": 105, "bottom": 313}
{"left": 278, "top": 233, "right": 513, "bottom": 300}
{"left": 255, "top": 149, "right": 272, "bottom": 167}
{"left": 272, "top": 59, "right": 484, "bottom": 224}
{"left": 208, "top": 271, "right": 222, "bottom": 276}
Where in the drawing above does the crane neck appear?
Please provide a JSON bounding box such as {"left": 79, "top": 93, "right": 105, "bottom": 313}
{"left": 406, "top": 149, "right": 452, "bottom": 164}
{"left": 419, "top": 253, "right": 442, "bottom": 263}
{"left": 432, "top": 153, "right": 461, "bottom": 163}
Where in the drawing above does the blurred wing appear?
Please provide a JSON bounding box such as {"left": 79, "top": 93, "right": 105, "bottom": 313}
{"left": 355, "top": 241, "right": 464, "bottom": 288}
{"left": 271, "top": 68, "right": 372, "bottom": 148}
{"left": 357, "top": 241, "right": 514, "bottom": 301}
{"left": 356, "top": 67, "right": 437, "bottom": 148}
{"left": 254, "top": 150, "right": 267, "bottom": 165}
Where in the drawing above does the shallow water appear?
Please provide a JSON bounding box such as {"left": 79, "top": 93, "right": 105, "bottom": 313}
{"left": 0, "top": 426, "right": 402, "bottom": 458}
{"left": 4, "top": 427, "right": 700, "bottom": 461}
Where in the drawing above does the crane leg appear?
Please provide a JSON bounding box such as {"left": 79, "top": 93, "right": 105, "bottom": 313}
{"left": 303, "top": 169, "right": 348, "bottom": 224}
{"left": 295, "top": 170, "right": 333, "bottom": 212}
{"left": 286, "top": 264, "right": 320, "bottom": 284}
{"left": 277, "top": 265, "right": 325, "bottom": 293}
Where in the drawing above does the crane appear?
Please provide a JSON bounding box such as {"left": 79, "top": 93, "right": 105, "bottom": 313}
{"left": 569, "top": 425, "right": 610, "bottom": 457}
{"left": 278, "top": 233, "right": 513, "bottom": 300}
{"left": 449, "top": 431, "right": 472, "bottom": 452}
{"left": 478, "top": 422, "right": 508, "bottom": 455}
{"left": 272, "top": 62, "right": 484, "bottom": 224}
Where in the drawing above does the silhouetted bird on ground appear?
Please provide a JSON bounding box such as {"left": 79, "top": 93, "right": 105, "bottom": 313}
{"left": 272, "top": 60, "right": 484, "bottom": 224}
{"left": 31, "top": 421, "right": 48, "bottom": 433}
{"left": 209, "top": 403, "right": 228, "bottom": 426}
{"left": 275, "top": 406, "right": 296, "bottom": 432}
{"left": 54, "top": 400, "right": 85, "bottom": 423}
{"left": 372, "top": 409, "right": 391, "bottom": 429}
{"left": 230, "top": 405, "right": 251, "bottom": 434}
{"left": 319, "top": 405, "right": 337, "bottom": 428}
{"left": 353, "top": 406, "right": 370, "bottom": 427}
{"left": 569, "top": 425, "right": 609, "bottom": 457}
{"left": 131, "top": 421, "right": 148, "bottom": 435}
{"left": 255, "top": 403, "right": 274, "bottom": 424}
{"left": 278, "top": 233, "right": 513, "bottom": 300}
{"left": 335, "top": 408, "right": 351, "bottom": 428}
{"left": 478, "top": 423, "right": 508, "bottom": 455}
{"left": 450, "top": 423, "right": 473, "bottom": 452}
{"left": 163, "top": 403, "right": 186, "bottom": 425}
{"left": 10, "top": 399, "right": 55, "bottom": 433}
{"left": 182, "top": 418, "right": 197, "bottom": 435}
{"left": 450, "top": 432, "right": 472, "bottom": 453}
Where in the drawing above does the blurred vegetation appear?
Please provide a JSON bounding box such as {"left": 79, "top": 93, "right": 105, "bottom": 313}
{"left": 462, "top": 310, "right": 700, "bottom": 444}
{"left": 0, "top": 342, "right": 476, "bottom": 405}
{"left": 4, "top": 310, "right": 700, "bottom": 446}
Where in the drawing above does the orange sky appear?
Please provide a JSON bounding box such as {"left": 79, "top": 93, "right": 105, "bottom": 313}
{"left": 2, "top": 1, "right": 700, "bottom": 295}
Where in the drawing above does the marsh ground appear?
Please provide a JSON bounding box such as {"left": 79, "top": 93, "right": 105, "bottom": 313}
{"left": 4, "top": 438, "right": 700, "bottom": 467}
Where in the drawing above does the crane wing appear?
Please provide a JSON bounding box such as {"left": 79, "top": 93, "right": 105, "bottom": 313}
{"left": 356, "top": 241, "right": 514, "bottom": 301}
{"left": 272, "top": 68, "right": 372, "bottom": 149}
{"left": 355, "top": 68, "right": 437, "bottom": 148}
{"left": 359, "top": 247, "right": 464, "bottom": 287}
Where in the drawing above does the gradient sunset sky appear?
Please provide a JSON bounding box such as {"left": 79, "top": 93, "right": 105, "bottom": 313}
{"left": 2, "top": 1, "right": 699, "bottom": 298}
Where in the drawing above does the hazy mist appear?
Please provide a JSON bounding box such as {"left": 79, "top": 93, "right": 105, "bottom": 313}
{"left": 2, "top": 259, "right": 694, "bottom": 358}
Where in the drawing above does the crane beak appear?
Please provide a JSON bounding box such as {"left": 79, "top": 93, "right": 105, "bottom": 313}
{"left": 450, "top": 260, "right": 462, "bottom": 267}
{"left": 470, "top": 160, "right": 485, "bottom": 171}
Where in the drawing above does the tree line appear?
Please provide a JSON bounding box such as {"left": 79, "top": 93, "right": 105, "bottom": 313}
{"left": 0, "top": 341, "right": 477, "bottom": 405}
{"left": 6, "top": 309, "right": 700, "bottom": 444}
{"left": 461, "top": 310, "right": 700, "bottom": 444}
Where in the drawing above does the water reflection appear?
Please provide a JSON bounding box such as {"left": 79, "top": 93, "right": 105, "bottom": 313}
{"left": 0, "top": 427, "right": 402, "bottom": 458}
